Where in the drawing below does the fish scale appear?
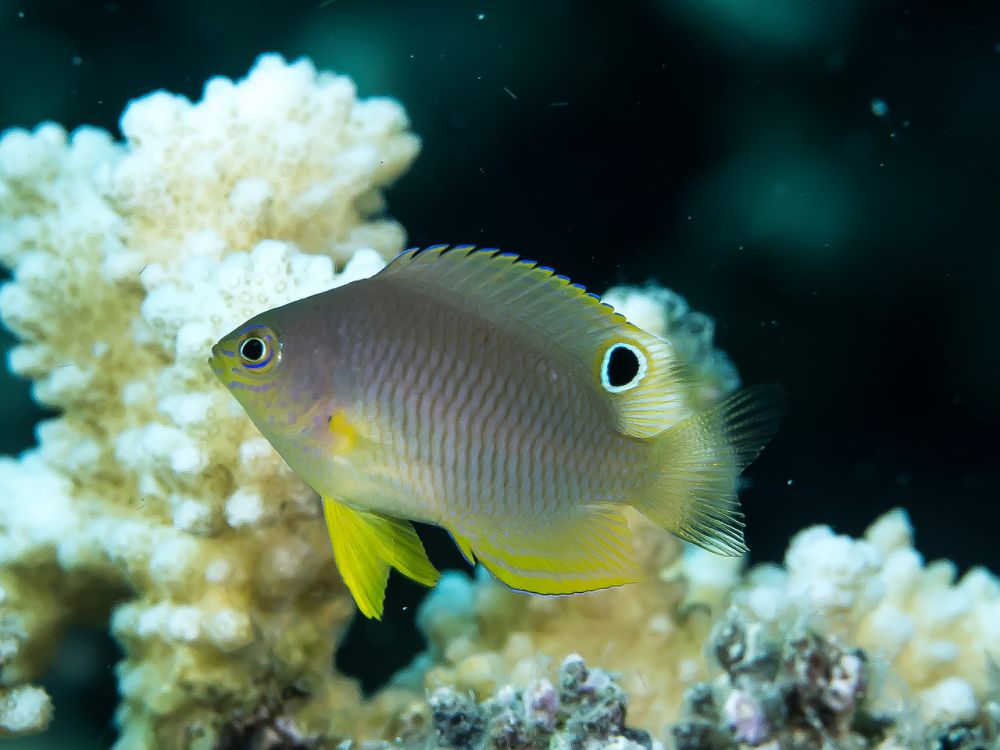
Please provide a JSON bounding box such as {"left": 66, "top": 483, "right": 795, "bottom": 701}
{"left": 343, "top": 282, "right": 638, "bottom": 521}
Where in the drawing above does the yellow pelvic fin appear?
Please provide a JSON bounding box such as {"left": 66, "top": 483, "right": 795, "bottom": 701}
{"left": 322, "top": 497, "right": 440, "bottom": 619}
{"left": 633, "top": 384, "right": 786, "bottom": 557}
{"left": 449, "top": 506, "right": 642, "bottom": 596}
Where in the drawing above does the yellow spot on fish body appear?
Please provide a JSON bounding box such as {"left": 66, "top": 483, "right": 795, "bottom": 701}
{"left": 328, "top": 409, "right": 360, "bottom": 454}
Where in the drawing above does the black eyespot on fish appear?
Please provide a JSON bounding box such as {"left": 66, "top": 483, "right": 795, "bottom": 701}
{"left": 600, "top": 342, "right": 647, "bottom": 393}
{"left": 607, "top": 346, "right": 639, "bottom": 386}
{"left": 240, "top": 337, "right": 266, "bottom": 363}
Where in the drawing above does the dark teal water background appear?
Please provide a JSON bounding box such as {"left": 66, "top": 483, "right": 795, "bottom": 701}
{"left": 1, "top": 2, "right": 998, "bottom": 746}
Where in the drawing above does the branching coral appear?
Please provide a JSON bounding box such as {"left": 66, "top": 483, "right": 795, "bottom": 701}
{"left": 0, "top": 54, "right": 417, "bottom": 747}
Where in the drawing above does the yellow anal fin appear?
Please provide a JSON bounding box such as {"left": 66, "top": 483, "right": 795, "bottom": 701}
{"left": 322, "top": 497, "right": 440, "bottom": 619}
{"left": 452, "top": 506, "right": 642, "bottom": 596}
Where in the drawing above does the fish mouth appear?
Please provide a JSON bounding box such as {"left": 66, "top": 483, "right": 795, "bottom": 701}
{"left": 208, "top": 345, "right": 225, "bottom": 379}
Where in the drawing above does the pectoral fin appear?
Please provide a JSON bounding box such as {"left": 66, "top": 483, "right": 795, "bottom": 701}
{"left": 449, "top": 506, "right": 642, "bottom": 595}
{"left": 322, "top": 497, "right": 440, "bottom": 619}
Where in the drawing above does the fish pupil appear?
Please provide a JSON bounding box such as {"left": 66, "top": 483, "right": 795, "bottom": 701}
{"left": 240, "top": 337, "right": 266, "bottom": 362}
{"left": 606, "top": 345, "right": 640, "bottom": 387}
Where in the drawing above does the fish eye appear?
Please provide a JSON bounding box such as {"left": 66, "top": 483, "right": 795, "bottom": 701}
{"left": 601, "top": 342, "right": 646, "bottom": 393}
{"left": 236, "top": 329, "right": 278, "bottom": 371}
{"left": 240, "top": 337, "right": 266, "bottom": 362}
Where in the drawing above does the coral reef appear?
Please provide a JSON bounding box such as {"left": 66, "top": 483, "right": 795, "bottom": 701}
{"left": 2, "top": 52, "right": 997, "bottom": 750}
{"left": 730, "top": 510, "right": 1000, "bottom": 727}
{"left": 0, "top": 54, "right": 416, "bottom": 747}
{"left": 410, "top": 511, "right": 1000, "bottom": 747}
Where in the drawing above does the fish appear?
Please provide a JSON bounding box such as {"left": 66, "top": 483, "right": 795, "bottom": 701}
{"left": 210, "top": 245, "right": 784, "bottom": 618}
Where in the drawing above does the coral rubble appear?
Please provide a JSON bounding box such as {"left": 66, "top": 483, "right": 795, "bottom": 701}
{"left": 336, "top": 655, "right": 656, "bottom": 750}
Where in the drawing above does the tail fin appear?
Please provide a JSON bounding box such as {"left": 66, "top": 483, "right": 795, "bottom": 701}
{"left": 632, "top": 384, "right": 786, "bottom": 556}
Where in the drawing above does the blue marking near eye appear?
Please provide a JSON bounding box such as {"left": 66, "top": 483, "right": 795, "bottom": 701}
{"left": 537, "top": 265, "right": 554, "bottom": 274}
{"left": 555, "top": 274, "right": 570, "bottom": 282}
{"left": 571, "top": 283, "right": 586, "bottom": 290}
{"left": 498, "top": 251, "right": 519, "bottom": 259}
{"left": 243, "top": 350, "right": 273, "bottom": 370}
{"left": 235, "top": 323, "right": 270, "bottom": 338}
{"left": 586, "top": 292, "right": 600, "bottom": 300}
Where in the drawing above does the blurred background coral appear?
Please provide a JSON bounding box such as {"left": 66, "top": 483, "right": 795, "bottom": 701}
{"left": 2, "top": 1, "right": 998, "bottom": 747}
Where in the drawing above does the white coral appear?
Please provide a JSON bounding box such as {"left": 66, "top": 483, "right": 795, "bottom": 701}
{"left": 0, "top": 685, "right": 53, "bottom": 736}
{"left": 0, "top": 54, "right": 414, "bottom": 747}
{"left": 729, "top": 510, "right": 1000, "bottom": 718}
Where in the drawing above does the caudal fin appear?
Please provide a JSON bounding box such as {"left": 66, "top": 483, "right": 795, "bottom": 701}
{"left": 632, "top": 384, "right": 786, "bottom": 556}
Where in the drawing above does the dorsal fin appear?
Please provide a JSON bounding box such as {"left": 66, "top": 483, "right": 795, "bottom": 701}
{"left": 375, "top": 245, "right": 690, "bottom": 438}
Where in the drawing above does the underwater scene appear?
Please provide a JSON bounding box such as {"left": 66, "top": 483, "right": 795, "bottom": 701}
{"left": 1, "top": 1, "right": 998, "bottom": 748}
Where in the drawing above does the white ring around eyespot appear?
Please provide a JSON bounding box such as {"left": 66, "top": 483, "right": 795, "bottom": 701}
{"left": 600, "top": 342, "right": 648, "bottom": 393}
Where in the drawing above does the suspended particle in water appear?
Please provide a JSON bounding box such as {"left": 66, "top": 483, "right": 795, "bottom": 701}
{"left": 870, "top": 97, "right": 889, "bottom": 118}
{"left": 477, "top": 12, "right": 485, "bottom": 20}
